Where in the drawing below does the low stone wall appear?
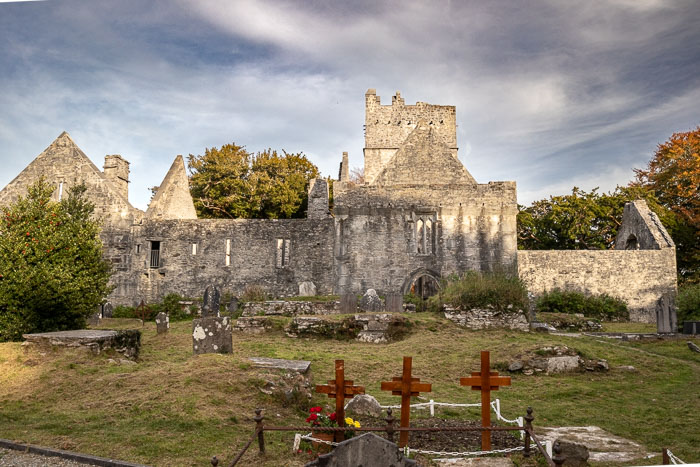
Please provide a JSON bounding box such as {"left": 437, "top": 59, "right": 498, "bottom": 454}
{"left": 22, "top": 330, "right": 141, "bottom": 359}
{"left": 241, "top": 300, "right": 340, "bottom": 317}
{"left": 443, "top": 306, "right": 529, "bottom": 331}
{"left": 234, "top": 316, "right": 273, "bottom": 334}
{"left": 285, "top": 313, "right": 409, "bottom": 343}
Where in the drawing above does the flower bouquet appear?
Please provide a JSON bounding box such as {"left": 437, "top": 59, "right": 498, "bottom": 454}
{"left": 305, "top": 406, "right": 337, "bottom": 453}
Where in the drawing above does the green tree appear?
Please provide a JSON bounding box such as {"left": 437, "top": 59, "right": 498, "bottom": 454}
{"left": 188, "top": 144, "right": 320, "bottom": 219}
{"left": 0, "top": 180, "right": 112, "bottom": 341}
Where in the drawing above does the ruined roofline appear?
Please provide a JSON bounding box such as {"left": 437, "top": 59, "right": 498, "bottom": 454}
{"left": 365, "top": 88, "right": 456, "bottom": 110}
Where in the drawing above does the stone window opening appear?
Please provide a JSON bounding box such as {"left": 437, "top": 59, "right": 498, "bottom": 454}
{"left": 149, "top": 241, "right": 160, "bottom": 268}
{"left": 135, "top": 244, "right": 141, "bottom": 254}
{"left": 225, "top": 239, "right": 231, "bottom": 266}
{"left": 415, "top": 216, "right": 435, "bottom": 255}
{"left": 625, "top": 234, "right": 639, "bottom": 250}
{"left": 191, "top": 243, "right": 198, "bottom": 255}
{"left": 276, "top": 238, "right": 291, "bottom": 268}
{"left": 58, "top": 181, "right": 64, "bottom": 201}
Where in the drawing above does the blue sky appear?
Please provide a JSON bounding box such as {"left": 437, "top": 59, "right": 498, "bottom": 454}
{"left": 1, "top": 0, "right": 698, "bottom": 210}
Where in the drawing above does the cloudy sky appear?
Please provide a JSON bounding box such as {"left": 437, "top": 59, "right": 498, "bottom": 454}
{"left": 1, "top": 0, "right": 698, "bottom": 210}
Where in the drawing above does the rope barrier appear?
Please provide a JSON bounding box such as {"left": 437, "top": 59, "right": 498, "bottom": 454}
{"left": 403, "top": 445, "right": 525, "bottom": 458}
{"left": 667, "top": 449, "right": 686, "bottom": 464}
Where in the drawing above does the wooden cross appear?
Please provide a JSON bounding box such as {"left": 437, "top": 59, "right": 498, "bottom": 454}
{"left": 315, "top": 360, "right": 365, "bottom": 442}
{"left": 380, "top": 356, "right": 432, "bottom": 448}
{"left": 460, "top": 351, "right": 511, "bottom": 451}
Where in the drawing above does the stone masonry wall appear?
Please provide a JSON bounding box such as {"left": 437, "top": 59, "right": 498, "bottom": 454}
{"left": 517, "top": 249, "right": 677, "bottom": 323}
{"left": 113, "top": 217, "right": 335, "bottom": 305}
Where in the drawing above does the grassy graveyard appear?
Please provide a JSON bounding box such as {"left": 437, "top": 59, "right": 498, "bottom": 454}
{"left": 0, "top": 314, "right": 698, "bottom": 466}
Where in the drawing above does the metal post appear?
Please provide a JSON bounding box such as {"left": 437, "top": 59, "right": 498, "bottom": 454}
{"left": 663, "top": 448, "right": 670, "bottom": 465}
{"left": 430, "top": 400, "right": 434, "bottom": 417}
{"left": 523, "top": 407, "right": 534, "bottom": 458}
{"left": 385, "top": 408, "right": 396, "bottom": 443}
{"left": 210, "top": 456, "right": 218, "bottom": 466}
{"left": 254, "top": 408, "right": 265, "bottom": 454}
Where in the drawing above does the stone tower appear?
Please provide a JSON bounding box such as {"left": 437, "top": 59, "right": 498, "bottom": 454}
{"left": 103, "top": 154, "right": 130, "bottom": 200}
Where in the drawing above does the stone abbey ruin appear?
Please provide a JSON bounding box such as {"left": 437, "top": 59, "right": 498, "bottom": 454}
{"left": 0, "top": 90, "right": 677, "bottom": 324}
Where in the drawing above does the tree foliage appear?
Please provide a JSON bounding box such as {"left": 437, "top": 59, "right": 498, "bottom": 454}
{"left": 0, "top": 180, "right": 112, "bottom": 341}
{"left": 187, "top": 144, "right": 320, "bottom": 219}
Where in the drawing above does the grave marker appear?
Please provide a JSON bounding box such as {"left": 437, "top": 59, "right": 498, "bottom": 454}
{"left": 460, "top": 350, "right": 511, "bottom": 450}
{"left": 202, "top": 285, "right": 221, "bottom": 317}
{"left": 380, "top": 356, "right": 431, "bottom": 447}
{"left": 315, "top": 360, "right": 365, "bottom": 442}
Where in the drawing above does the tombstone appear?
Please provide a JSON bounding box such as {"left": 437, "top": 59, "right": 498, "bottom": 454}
{"left": 304, "top": 433, "right": 416, "bottom": 467}
{"left": 102, "top": 302, "right": 114, "bottom": 318}
{"left": 345, "top": 394, "right": 383, "bottom": 417}
{"left": 385, "top": 293, "right": 403, "bottom": 313}
{"left": 192, "top": 316, "right": 232, "bottom": 354}
{"left": 202, "top": 285, "right": 221, "bottom": 318}
{"left": 340, "top": 293, "right": 357, "bottom": 314}
{"left": 155, "top": 312, "right": 169, "bottom": 334}
{"left": 298, "top": 281, "right": 317, "bottom": 297}
{"left": 227, "top": 297, "right": 239, "bottom": 314}
{"left": 655, "top": 292, "right": 677, "bottom": 333}
{"left": 88, "top": 308, "right": 101, "bottom": 326}
{"left": 359, "top": 289, "right": 383, "bottom": 312}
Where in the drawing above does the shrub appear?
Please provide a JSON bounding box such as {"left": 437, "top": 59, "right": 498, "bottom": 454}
{"left": 677, "top": 283, "right": 700, "bottom": 324}
{"left": 535, "top": 289, "right": 628, "bottom": 321}
{"left": 427, "top": 271, "right": 529, "bottom": 313}
{"left": 112, "top": 294, "right": 192, "bottom": 322}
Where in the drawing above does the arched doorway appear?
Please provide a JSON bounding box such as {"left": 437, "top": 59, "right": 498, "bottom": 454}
{"left": 402, "top": 269, "right": 441, "bottom": 310}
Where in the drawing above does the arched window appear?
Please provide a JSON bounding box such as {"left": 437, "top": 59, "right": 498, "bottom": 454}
{"left": 625, "top": 234, "right": 639, "bottom": 250}
{"left": 416, "top": 219, "right": 424, "bottom": 254}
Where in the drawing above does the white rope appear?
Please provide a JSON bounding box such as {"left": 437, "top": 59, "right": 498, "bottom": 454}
{"left": 299, "top": 432, "right": 341, "bottom": 447}
{"left": 403, "top": 445, "right": 525, "bottom": 458}
{"left": 667, "top": 449, "right": 686, "bottom": 464}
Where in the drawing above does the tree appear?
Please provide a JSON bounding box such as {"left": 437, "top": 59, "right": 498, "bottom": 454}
{"left": 187, "top": 144, "right": 320, "bottom": 219}
{"left": 634, "top": 127, "right": 699, "bottom": 282}
{"left": 517, "top": 186, "right": 679, "bottom": 250}
{"left": 0, "top": 180, "right": 112, "bottom": 341}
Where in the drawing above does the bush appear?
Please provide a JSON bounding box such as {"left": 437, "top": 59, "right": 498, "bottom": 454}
{"left": 677, "top": 283, "right": 700, "bottom": 324}
{"left": 535, "top": 289, "right": 628, "bottom": 321}
{"left": 0, "top": 180, "right": 112, "bottom": 341}
{"left": 111, "top": 294, "right": 193, "bottom": 322}
{"left": 427, "top": 271, "right": 529, "bottom": 313}
{"left": 241, "top": 284, "right": 267, "bottom": 302}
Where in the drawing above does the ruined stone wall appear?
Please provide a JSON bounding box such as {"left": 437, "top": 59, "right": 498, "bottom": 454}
{"left": 517, "top": 249, "right": 677, "bottom": 323}
{"left": 333, "top": 181, "right": 518, "bottom": 295}
{"left": 364, "top": 90, "right": 458, "bottom": 184}
{"left": 109, "top": 217, "right": 335, "bottom": 305}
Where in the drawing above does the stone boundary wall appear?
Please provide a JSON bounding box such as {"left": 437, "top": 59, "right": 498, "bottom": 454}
{"left": 517, "top": 249, "right": 677, "bottom": 323}
{"left": 443, "top": 306, "right": 529, "bottom": 331}
{"left": 241, "top": 300, "right": 341, "bottom": 317}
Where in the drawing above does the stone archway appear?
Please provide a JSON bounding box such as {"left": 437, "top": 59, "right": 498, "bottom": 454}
{"left": 402, "top": 268, "right": 441, "bottom": 300}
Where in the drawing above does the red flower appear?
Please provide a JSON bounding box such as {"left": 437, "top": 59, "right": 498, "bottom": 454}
{"left": 310, "top": 406, "right": 322, "bottom": 413}
{"left": 329, "top": 412, "right": 336, "bottom": 421}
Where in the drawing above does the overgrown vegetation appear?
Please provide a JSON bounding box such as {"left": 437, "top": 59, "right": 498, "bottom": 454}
{"left": 677, "top": 282, "right": 700, "bottom": 324}
{"left": 241, "top": 284, "right": 267, "bottom": 303}
{"left": 535, "top": 289, "right": 629, "bottom": 321}
{"left": 0, "top": 180, "right": 112, "bottom": 341}
{"left": 427, "top": 271, "right": 529, "bottom": 312}
{"left": 113, "top": 293, "right": 195, "bottom": 322}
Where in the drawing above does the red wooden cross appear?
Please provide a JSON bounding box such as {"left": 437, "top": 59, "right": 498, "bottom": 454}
{"left": 380, "top": 356, "right": 432, "bottom": 448}
{"left": 460, "top": 351, "right": 511, "bottom": 451}
{"left": 315, "top": 360, "right": 365, "bottom": 442}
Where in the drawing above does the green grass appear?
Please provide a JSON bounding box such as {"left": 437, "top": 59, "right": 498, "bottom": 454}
{"left": 0, "top": 315, "right": 698, "bottom": 466}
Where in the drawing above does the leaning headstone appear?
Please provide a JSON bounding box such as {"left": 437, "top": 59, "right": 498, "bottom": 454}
{"left": 192, "top": 316, "right": 232, "bottom": 354}
{"left": 298, "top": 281, "right": 317, "bottom": 297}
{"left": 155, "top": 312, "right": 169, "bottom": 334}
{"left": 359, "top": 289, "right": 383, "bottom": 312}
{"left": 227, "top": 297, "right": 239, "bottom": 314}
{"left": 102, "top": 302, "right": 114, "bottom": 318}
{"left": 305, "top": 433, "right": 416, "bottom": 467}
{"left": 555, "top": 439, "right": 590, "bottom": 467}
{"left": 656, "top": 292, "right": 677, "bottom": 333}
{"left": 202, "top": 285, "right": 221, "bottom": 318}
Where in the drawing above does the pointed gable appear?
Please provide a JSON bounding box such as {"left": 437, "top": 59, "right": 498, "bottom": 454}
{"left": 146, "top": 155, "right": 197, "bottom": 220}
{"left": 373, "top": 120, "right": 476, "bottom": 186}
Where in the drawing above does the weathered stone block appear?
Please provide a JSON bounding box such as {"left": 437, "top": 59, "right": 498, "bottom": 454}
{"left": 345, "top": 394, "right": 383, "bottom": 417}
{"left": 102, "top": 302, "right": 114, "bottom": 318}
{"left": 444, "top": 306, "right": 529, "bottom": 331}
{"left": 234, "top": 316, "right": 272, "bottom": 334}
{"left": 305, "top": 433, "right": 416, "bottom": 467}
{"left": 192, "top": 316, "right": 232, "bottom": 354}
{"left": 298, "top": 281, "right": 317, "bottom": 296}
{"left": 359, "top": 289, "right": 383, "bottom": 312}
{"left": 155, "top": 312, "right": 169, "bottom": 334}
{"left": 202, "top": 285, "right": 221, "bottom": 318}
{"left": 23, "top": 330, "right": 141, "bottom": 360}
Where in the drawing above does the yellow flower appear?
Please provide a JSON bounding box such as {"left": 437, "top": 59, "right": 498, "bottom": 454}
{"left": 354, "top": 420, "right": 361, "bottom": 428}
{"left": 345, "top": 417, "right": 354, "bottom": 425}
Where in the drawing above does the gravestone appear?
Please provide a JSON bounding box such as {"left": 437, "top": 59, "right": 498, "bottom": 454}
{"left": 655, "top": 292, "right": 677, "bottom": 333}
{"left": 299, "top": 281, "right": 317, "bottom": 296}
{"left": 359, "top": 289, "right": 383, "bottom": 312}
{"left": 345, "top": 394, "right": 383, "bottom": 417}
{"left": 155, "top": 312, "right": 169, "bottom": 334}
{"left": 385, "top": 293, "right": 403, "bottom": 313}
{"left": 102, "top": 302, "right": 114, "bottom": 318}
{"left": 340, "top": 294, "right": 357, "bottom": 314}
{"left": 192, "top": 316, "right": 232, "bottom": 354}
{"left": 227, "top": 297, "right": 239, "bottom": 314}
{"left": 88, "top": 307, "right": 101, "bottom": 326}
{"left": 202, "top": 285, "right": 221, "bottom": 318}
{"left": 305, "top": 433, "right": 416, "bottom": 467}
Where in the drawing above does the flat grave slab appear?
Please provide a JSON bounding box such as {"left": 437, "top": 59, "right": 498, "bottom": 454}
{"left": 248, "top": 357, "right": 311, "bottom": 374}
{"left": 23, "top": 329, "right": 141, "bottom": 359}
{"left": 537, "top": 425, "right": 650, "bottom": 463}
